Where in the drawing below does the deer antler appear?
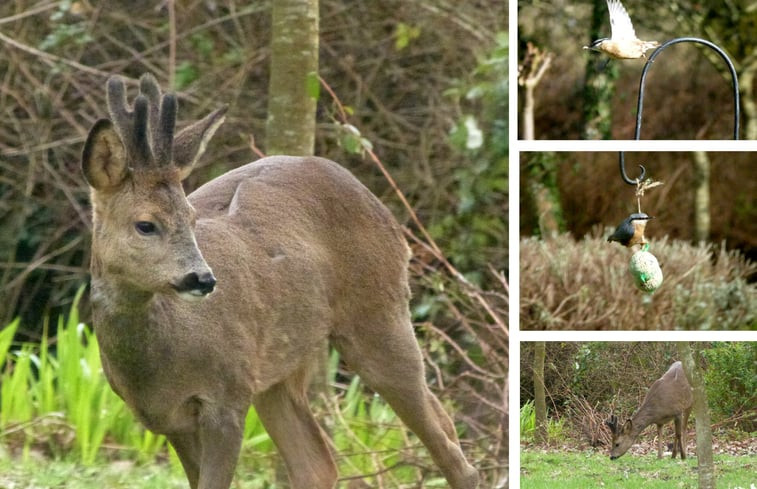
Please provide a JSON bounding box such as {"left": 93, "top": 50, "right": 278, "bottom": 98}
{"left": 105, "top": 73, "right": 177, "bottom": 167}
{"left": 605, "top": 414, "right": 619, "bottom": 434}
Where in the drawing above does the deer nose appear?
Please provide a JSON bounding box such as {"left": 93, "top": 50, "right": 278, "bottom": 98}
{"left": 174, "top": 271, "right": 216, "bottom": 297}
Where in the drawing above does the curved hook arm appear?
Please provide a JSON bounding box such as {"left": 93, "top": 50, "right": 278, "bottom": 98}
{"left": 619, "top": 152, "right": 645, "bottom": 185}
{"left": 635, "top": 37, "right": 740, "bottom": 140}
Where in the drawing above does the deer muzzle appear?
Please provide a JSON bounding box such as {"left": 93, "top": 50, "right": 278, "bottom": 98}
{"left": 172, "top": 270, "right": 217, "bottom": 301}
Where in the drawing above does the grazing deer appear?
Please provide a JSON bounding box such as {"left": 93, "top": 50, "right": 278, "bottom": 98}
{"left": 606, "top": 361, "right": 693, "bottom": 460}
{"left": 81, "top": 73, "right": 479, "bottom": 489}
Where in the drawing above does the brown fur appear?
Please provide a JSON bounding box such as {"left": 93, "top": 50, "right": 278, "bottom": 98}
{"left": 81, "top": 74, "right": 478, "bottom": 489}
{"left": 606, "top": 361, "right": 693, "bottom": 460}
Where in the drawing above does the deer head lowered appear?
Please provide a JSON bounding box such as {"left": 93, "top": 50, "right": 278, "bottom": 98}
{"left": 81, "top": 73, "right": 479, "bottom": 489}
{"left": 606, "top": 361, "right": 693, "bottom": 460}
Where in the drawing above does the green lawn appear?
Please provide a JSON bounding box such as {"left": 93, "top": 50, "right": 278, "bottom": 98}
{"left": 0, "top": 451, "right": 446, "bottom": 489}
{"left": 0, "top": 456, "right": 186, "bottom": 489}
{"left": 521, "top": 449, "right": 756, "bottom": 489}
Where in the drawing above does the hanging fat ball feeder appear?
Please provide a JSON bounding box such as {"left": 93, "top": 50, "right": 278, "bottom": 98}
{"left": 629, "top": 244, "right": 663, "bottom": 292}
{"left": 611, "top": 156, "right": 664, "bottom": 293}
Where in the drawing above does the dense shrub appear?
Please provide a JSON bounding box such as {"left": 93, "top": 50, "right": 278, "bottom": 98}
{"left": 701, "top": 342, "right": 757, "bottom": 431}
{"left": 520, "top": 235, "right": 756, "bottom": 330}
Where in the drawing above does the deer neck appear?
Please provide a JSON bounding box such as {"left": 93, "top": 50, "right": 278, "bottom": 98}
{"left": 630, "top": 404, "right": 660, "bottom": 436}
{"left": 90, "top": 266, "right": 153, "bottom": 319}
{"left": 89, "top": 273, "right": 167, "bottom": 394}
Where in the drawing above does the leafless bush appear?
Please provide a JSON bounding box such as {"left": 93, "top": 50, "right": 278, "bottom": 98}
{"left": 410, "top": 255, "right": 507, "bottom": 484}
{"left": 520, "top": 235, "right": 756, "bottom": 330}
{"left": 566, "top": 397, "right": 611, "bottom": 448}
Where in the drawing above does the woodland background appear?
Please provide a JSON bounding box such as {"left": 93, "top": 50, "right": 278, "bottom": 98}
{"left": 520, "top": 342, "right": 756, "bottom": 445}
{"left": 517, "top": 0, "right": 756, "bottom": 140}
{"left": 0, "top": 1, "right": 506, "bottom": 487}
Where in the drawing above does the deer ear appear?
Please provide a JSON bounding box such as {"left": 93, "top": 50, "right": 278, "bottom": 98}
{"left": 173, "top": 106, "right": 227, "bottom": 180}
{"left": 622, "top": 419, "right": 633, "bottom": 434}
{"left": 82, "top": 119, "right": 129, "bottom": 191}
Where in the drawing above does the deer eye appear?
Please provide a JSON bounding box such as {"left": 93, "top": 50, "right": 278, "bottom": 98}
{"left": 135, "top": 221, "right": 158, "bottom": 236}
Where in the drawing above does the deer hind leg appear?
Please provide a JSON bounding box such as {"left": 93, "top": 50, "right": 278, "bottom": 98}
{"left": 333, "top": 317, "right": 479, "bottom": 489}
{"left": 681, "top": 409, "right": 691, "bottom": 459}
{"left": 252, "top": 376, "right": 337, "bottom": 489}
{"left": 674, "top": 412, "right": 689, "bottom": 459}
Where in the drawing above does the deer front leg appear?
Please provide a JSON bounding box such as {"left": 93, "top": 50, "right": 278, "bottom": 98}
{"left": 656, "top": 424, "right": 664, "bottom": 458}
{"left": 168, "top": 431, "right": 201, "bottom": 489}
{"left": 195, "top": 404, "right": 245, "bottom": 489}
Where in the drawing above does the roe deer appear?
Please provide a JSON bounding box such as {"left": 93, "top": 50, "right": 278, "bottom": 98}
{"left": 606, "top": 361, "right": 693, "bottom": 460}
{"left": 81, "top": 73, "right": 479, "bottom": 489}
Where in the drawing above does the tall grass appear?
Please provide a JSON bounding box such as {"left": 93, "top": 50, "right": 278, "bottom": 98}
{"left": 0, "top": 288, "right": 165, "bottom": 464}
{"left": 520, "top": 401, "right": 568, "bottom": 444}
{"left": 0, "top": 292, "right": 446, "bottom": 485}
{"left": 520, "top": 400, "right": 536, "bottom": 440}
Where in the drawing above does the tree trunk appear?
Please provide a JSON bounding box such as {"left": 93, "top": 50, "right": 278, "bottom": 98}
{"left": 526, "top": 156, "right": 563, "bottom": 241}
{"left": 266, "top": 0, "right": 319, "bottom": 155}
{"left": 677, "top": 343, "right": 715, "bottom": 489}
{"left": 691, "top": 152, "right": 710, "bottom": 243}
{"left": 533, "top": 341, "right": 548, "bottom": 445}
{"left": 739, "top": 67, "right": 756, "bottom": 140}
{"left": 522, "top": 86, "right": 535, "bottom": 141}
{"left": 581, "top": 0, "right": 619, "bottom": 139}
{"left": 265, "top": 4, "right": 321, "bottom": 483}
{"left": 518, "top": 43, "right": 552, "bottom": 140}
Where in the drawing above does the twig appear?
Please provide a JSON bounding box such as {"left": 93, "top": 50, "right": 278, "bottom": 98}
{"left": 167, "top": 0, "right": 176, "bottom": 88}
{"left": 421, "top": 322, "right": 493, "bottom": 377}
{"left": 247, "top": 133, "right": 266, "bottom": 159}
{"left": 0, "top": 31, "right": 114, "bottom": 79}
{"left": 0, "top": 2, "right": 58, "bottom": 26}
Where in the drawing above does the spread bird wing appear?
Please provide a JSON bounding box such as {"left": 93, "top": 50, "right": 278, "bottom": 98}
{"left": 607, "top": 0, "right": 637, "bottom": 40}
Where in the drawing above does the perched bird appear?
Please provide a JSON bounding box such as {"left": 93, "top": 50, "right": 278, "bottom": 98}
{"left": 607, "top": 213, "right": 654, "bottom": 247}
{"left": 584, "top": 0, "right": 659, "bottom": 59}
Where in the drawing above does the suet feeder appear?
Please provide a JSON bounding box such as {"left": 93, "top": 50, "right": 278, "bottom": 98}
{"left": 610, "top": 157, "right": 664, "bottom": 293}
{"left": 628, "top": 245, "right": 663, "bottom": 293}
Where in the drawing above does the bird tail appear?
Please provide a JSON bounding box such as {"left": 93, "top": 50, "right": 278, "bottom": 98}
{"left": 642, "top": 41, "right": 660, "bottom": 52}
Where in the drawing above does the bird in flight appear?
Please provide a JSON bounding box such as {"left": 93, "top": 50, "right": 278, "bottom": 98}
{"left": 584, "top": 0, "right": 659, "bottom": 59}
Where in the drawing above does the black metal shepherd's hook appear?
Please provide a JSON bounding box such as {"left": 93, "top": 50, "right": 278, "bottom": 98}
{"left": 619, "top": 153, "right": 645, "bottom": 185}
{"left": 635, "top": 37, "right": 740, "bottom": 140}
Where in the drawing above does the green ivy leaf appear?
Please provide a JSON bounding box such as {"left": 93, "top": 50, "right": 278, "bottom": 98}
{"left": 336, "top": 123, "right": 373, "bottom": 156}
{"left": 394, "top": 22, "right": 421, "bottom": 51}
